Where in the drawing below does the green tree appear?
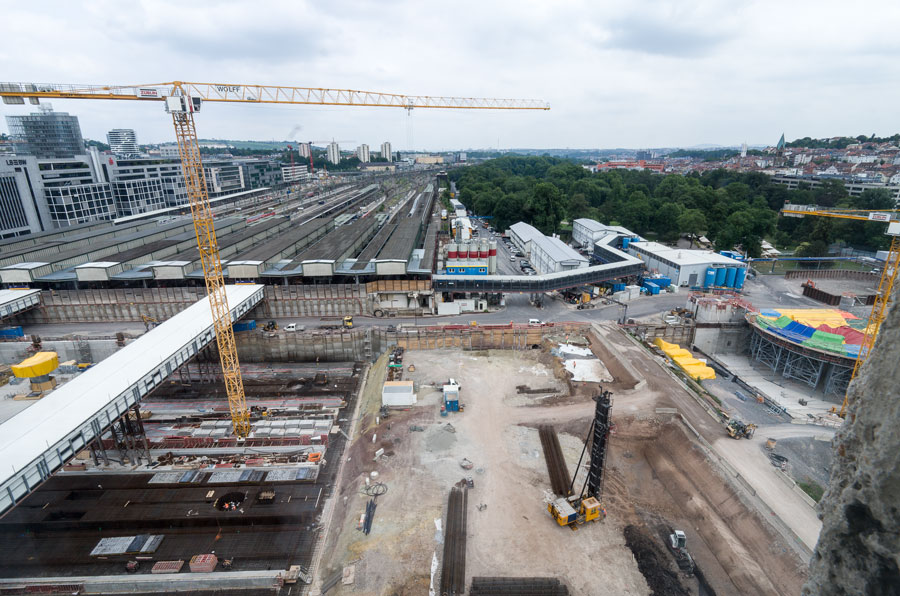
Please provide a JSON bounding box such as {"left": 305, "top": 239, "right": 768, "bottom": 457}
{"left": 528, "top": 183, "right": 565, "bottom": 233}
{"left": 677, "top": 209, "right": 708, "bottom": 247}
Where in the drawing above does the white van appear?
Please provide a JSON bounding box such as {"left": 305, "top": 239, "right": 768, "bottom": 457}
{"left": 528, "top": 319, "right": 544, "bottom": 326}
{"left": 284, "top": 323, "right": 304, "bottom": 332}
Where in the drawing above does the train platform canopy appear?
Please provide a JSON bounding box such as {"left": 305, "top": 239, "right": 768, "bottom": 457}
{"left": 0, "top": 288, "right": 41, "bottom": 319}
{"left": 0, "top": 284, "right": 264, "bottom": 514}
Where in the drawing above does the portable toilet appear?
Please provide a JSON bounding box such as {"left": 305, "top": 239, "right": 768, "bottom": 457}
{"left": 734, "top": 267, "right": 747, "bottom": 289}
{"left": 714, "top": 267, "right": 727, "bottom": 287}
{"left": 443, "top": 383, "right": 460, "bottom": 412}
{"left": 704, "top": 268, "right": 716, "bottom": 288}
{"left": 725, "top": 267, "right": 737, "bottom": 288}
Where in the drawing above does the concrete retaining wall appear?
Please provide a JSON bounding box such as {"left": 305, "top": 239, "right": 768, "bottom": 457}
{"left": 693, "top": 324, "right": 750, "bottom": 355}
{"left": 785, "top": 269, "right": 879, "bottom": 282}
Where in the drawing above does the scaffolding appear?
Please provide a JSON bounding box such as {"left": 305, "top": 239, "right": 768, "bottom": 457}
{"left": 748, "top": 325, "right": 852, "bottom": 397}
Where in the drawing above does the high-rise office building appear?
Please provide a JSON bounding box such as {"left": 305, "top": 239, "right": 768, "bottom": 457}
{"left": 326, "top": 142, "right": 341, "bottom": 165}
{"left": 381, "top": 141, "right": 392, "bottom": 161}
{"left": 356, "top": 144, "right": 370, "bottom": 163}
{"left": 5, "top": 108, "right": 85, "bottom": 158}
{"left": 106, "top": 129, "right": 140, "bottom": 156}
{"left": 0, "top": 157, "right": 49, "bottom": 237}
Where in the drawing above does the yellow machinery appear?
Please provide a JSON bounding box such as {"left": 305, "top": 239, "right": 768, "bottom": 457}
{"left": 781, "top": 204, "right": 900, "bottom": 416}
{"left": 342, "top": 316, "right": 353, "bottom": 329}
{"left": 11, "top": 351, "right": 59, "bottom": 394}
{"left": 0, "top": 81, "right": 548, "bottom": 437}
{"left": 548, "top": 495, "right": 604, "bottom": 528}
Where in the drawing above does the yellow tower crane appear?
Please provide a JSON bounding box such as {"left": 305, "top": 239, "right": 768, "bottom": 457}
{"left": 0, "top": 81, "right": 550, "bottom": 437}
{"left": 780, "top": 204, "right": 900, "bottom": 417}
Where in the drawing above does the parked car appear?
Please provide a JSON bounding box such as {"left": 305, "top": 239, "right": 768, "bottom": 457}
{"left": 509, "top": 255, "right": 517, "bottom": 261}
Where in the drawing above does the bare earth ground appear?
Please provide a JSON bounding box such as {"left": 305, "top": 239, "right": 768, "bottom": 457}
{"left": 317, "top": 323, "right": 809, "bottom": 595}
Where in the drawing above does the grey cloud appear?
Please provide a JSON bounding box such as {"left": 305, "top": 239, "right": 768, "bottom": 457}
{"left": 603, "top": 14, "right": 728, "bottom": 58}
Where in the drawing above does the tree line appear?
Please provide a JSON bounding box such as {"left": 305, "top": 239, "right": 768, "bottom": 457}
{"left": 449, "top": 156, "right": 894, "bottom": 257}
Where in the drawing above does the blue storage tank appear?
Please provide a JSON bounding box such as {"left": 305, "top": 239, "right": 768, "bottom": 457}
{"left": 622, "top": 238, "right": 631, "bottom": 249}
{"left": 734, "top": 267, "right": 747, "bottom": 289}
{"left": 725, "top": 267, "right": 737, "bottom": 288}
{"left": 704, "top": 268, "right": 716, "bottom": 288}
{"left": 714, "top": 267, "right": 726, "bottom": 286}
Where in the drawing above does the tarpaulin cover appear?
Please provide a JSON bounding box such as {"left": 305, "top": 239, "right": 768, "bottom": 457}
{"left": 817, "top": 324, "right": 865, "bottom": 347}
{"left": 11, "top": 351, "right": 59, "bottom": 378}
{"left": 653, "top": 338, "right": 716, "bottom": 380}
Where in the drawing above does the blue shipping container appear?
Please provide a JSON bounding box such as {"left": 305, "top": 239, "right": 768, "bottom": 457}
{"left": 233, "top": 320, "right": 257, "bottom": 332}
{"left": 613, "top": 283, "right": 626, "bottom": 292}
{"left": 0, "top": 326, "right": 24, "bottom": 338}
{"left": 725, "top": 267, "right": 737, "bottom": 287}
{"left": 734, "top": 267, "right": 747, "bottom": 289}
{"left": 653, "top": 276, "right": 671, "bottom": 288}
{"left": 643, "top": 281, "right": 660, "bottom": 295}
{"left": 704, "top": 268, "right": 716, "bottom": 288}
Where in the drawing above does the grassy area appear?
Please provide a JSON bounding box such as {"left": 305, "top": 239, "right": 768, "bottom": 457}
{"left": 756, "top": 260, "right": 872, "bottom": 275}
{"left": 797, "top": 478, "right": 825, "bottom": 502}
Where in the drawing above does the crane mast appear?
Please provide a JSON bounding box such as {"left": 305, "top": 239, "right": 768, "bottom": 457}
{"left": 781, "top": 205, "right": 900, "bottom": 417}
{"left": 0, "top": 80, "right": 549, "bottom": 437}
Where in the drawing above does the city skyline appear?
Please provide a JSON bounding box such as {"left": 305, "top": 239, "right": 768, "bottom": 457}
{"left": 2, "top": 1, "right": 899, "bottom": 150}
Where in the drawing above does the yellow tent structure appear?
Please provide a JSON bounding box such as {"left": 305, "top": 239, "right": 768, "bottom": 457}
{"left": 653, "top": 338, "right": 715, "bottom": 381}
{"left": 11, "top": 352, "right": 59, "bottom": 378}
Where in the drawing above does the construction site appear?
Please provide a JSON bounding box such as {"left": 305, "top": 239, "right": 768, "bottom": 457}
{"left": 0, "top": 78, "right": 897, "bottom": 596}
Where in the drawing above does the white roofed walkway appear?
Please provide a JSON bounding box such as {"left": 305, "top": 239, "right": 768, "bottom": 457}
{"left": 0, "top": 284, "right": 263, "bottom": 514}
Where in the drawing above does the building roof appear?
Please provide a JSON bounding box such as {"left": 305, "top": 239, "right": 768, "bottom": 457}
{"left": 629, "top": 241, "right": 745, "bottom": 267}
{"left": 382, "top": 381, "right": 414, "bottom": 393}
{"left": 533, "top": 235, "right": 588, "bottom": 265}
{"left": 574, "top": 218, "right": 608, "bottom": 232}
{"left": 509, "top": 222, "right": 543, "bottom": 244}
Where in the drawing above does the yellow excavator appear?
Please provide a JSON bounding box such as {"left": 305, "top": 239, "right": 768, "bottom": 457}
{"left": 342, "top": 316, "right": 353, "bottom": 329}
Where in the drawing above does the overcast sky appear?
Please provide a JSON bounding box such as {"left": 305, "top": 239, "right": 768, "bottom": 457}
{"left": 2, "top": 0, "right": 898, "bottom": 151}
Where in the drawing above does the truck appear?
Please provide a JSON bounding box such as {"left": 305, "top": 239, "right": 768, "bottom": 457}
{"left": 441, "top": 209, "right": 448, "bottom": 220}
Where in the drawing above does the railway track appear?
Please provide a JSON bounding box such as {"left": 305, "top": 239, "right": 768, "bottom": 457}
{"left": 440, "top": 486, "right": 468, "bottom": 595}
{"left": 538, "top": 425, "right": 572, "bottom": 497}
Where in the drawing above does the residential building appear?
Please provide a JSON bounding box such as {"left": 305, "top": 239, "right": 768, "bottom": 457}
{"left": 0, "top": 156, "right": 49, "bottom": 237}
{"left": 415, "top": 155, "right": 443, "bottom": 165}
{"left": 356, "top": 144, "right": 370, "bottom": 163}
{"left": 456, "top": 152, "right": 467, "bottom": 163}
{"left": 203, "top": 160, "right": 245, "bottom": 197}
{"left": 298, "top": 143, "right": 311, "bottom": 158}
{"left": 281, "top": 164, "right": 309, "bottom": 184}
{"left": 381, "top": 141, "right": 392, "bottom": 161}
{"left": 5, "top": 108, "right": 85, "bottom": 158}
{"left": 106, "top": 129, "right": 139, "bottom": 156}
{"left": 326, "top": 142, "right": 341, "bottom": 165}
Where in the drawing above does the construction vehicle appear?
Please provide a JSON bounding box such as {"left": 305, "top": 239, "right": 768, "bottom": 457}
{"left": 263, "top": 320, "right": 278, "bottom": 332}
{"left": 781, "top": 204, "right": 900, "bottom": 417}
{"left": 141, "top": 314, "right": 159, "bottom": 330}
{"left": 342, "top": 316, "right": 354, "bottom": 329}
{"left": 726, "top": 418, "right": 757, "bottom": 439}
{"left": 544, "top": 390, "right": 612, "bottom": 529}
{"left": 0, "top": 81, "right": 547, "bottom": 438}
{"left": 668, "top": 529, "right": 695, "bottom": 575}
